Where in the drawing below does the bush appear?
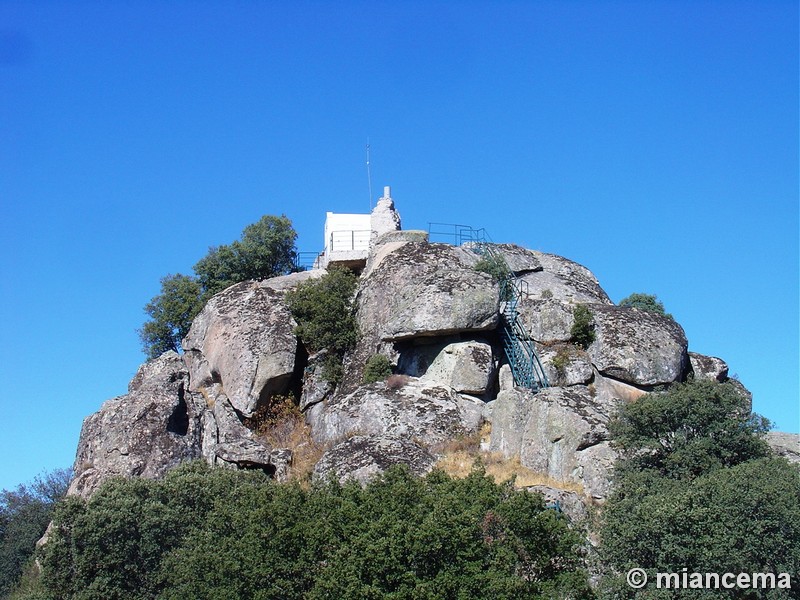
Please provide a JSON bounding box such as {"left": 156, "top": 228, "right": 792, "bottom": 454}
{"left": 570, "top": 304, "right": 595, "bottom": 349}
{"left": 285, "top": 267, "right": 359, "bottom": 385}
{"left": 599, "top": 380, "right": 794, "bottom": 598}
{"left": 619, "top": 292, "right": 673, "bottom": 319}
{"left": 362, "top": 354, "right": 393, "bottom": 383}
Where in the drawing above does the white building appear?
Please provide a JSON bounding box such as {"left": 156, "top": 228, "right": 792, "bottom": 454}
{"left": 316, "top": 186, "right": 401, "bottom": 270}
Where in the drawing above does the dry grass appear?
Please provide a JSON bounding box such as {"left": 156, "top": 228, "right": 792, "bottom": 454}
{"left": 386, "top": 374, "right": 410, "bottom": 390}
{"left": 432, "top": 422, "right": 585, "bottom": 496}
{"left": 246, "top": 395, "right": 326, "bottom": 485}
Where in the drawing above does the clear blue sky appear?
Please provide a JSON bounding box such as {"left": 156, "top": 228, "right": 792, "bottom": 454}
{"left": 1, "top": 1, "right": 797, "bottom": 491}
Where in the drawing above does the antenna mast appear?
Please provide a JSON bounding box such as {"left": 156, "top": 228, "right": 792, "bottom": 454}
{"left": 366, "top": 140, "right": 373, "bottom": 210}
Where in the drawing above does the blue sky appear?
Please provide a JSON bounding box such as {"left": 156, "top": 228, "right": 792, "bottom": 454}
{"left": 1, "top": 0, "right": 797, "bottom": 491}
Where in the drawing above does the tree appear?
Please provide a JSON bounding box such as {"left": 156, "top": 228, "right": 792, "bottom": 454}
{"left": 619, "top": 293, "right": 672, "bottom": 320}
{"left": 0, "top": 469, "right": 71, "bottom": 596}
{"left": 598, "top": 380, "right": 793, "bottom": 598}
{"left": 194, "top": 215, "right": 298, "bottom": 298}
{"left": 608, "top": 379, "right": 771, "bottom": 480}
{"left": 138, "top": 274, "right": 203, "bottom": 359}
{"left": 37, "top": 463, "right": 592, "bottom": 599}
{"left": 140, "top": 215, "right": 298, "bottom": 359}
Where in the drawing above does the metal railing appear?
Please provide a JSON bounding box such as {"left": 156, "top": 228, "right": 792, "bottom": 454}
{"left": 432, "top": 222, "right": 549, "bottom": 391}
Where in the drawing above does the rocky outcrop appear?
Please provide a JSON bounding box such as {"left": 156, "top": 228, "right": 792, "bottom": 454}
{"left": 182, "top": 278, "right": 306, "bottom": 417}
{"left": 69, "top": 351, "right": 294, "bottom": 499}
{"left": 513, "top": 250, "right": 612, "bottom": 305}
{"left": 767, "top": 431, "right": 800, "bottom": 464}
{"left": 587, "top": 305, "right": 688, "bottom": 386}
{"left": 399, "top": 339, "right": 497, "bottom": 397}
{"left": 343, "top": 241, "right": 499, "bottom": 391}
{"left": 199, "top": 385, "right": 291, "bottom": 477}
{"left": 306, "top": 378, "right": 485, "bottom": 448}
{"left": 525, "top": 485, "right": 590, "bottom": 523}
{"left": 488, "top": 386, "right": 617, "bottom": 500}
{"left": 68, "top": 352, "right": 202, "bottom": 498}
{"left": 689, "top": 352, "right": 729, "bottom": 382}
{"left": 313, "top": 435, "right": 436, "bottom": 485}
{"left": 69, "top": 226, "right": 767, "bottom": 508}
{"left": 370, "top": 188, "right": 402, "bottom": 237}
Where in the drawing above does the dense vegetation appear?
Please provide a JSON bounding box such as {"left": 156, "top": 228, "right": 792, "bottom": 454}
{"left": 0, "top": 469, "right": 70, "bottom": 598}
{"left": 30, "top": 464, "right": 591, "bottom": 600}
{"left": 285, "top": 266, "right": 359, "bottom": 385}
{"left": 598, "top": 379, "right": 800, "bottom": 598}
{"left": 139, "top": 215, "right": 298, "bottom": 359}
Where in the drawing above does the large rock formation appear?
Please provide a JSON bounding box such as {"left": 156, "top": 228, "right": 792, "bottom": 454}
{"left": 69, "top": 352, "right": 202, "bottom": 498}
{"left": 70, "top": 227, "right": 777, "bottom": 510}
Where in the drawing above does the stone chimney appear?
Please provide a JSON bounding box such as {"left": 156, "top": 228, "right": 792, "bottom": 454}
{"left": 370, "top": 185, "right": 402, "bottom": 237}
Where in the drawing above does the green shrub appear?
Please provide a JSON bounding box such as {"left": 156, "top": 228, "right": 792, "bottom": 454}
{"left": 363, "top": 354, "right": 393, "bottom": 383}
{"left": 285, "top": 267, "right": 359, "bottom": 385}
{"left": 570, "top": 304, "right": 595, "bottom": 349}
{"left": 619, "top": 292, "right": 673, "bottom": 319}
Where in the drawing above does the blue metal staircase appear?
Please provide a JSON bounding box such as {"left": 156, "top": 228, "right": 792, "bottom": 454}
{"left": 429, "top": 223, "right": 549, "bottom": 391}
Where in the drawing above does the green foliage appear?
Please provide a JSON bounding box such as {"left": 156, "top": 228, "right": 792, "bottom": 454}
{"left": 474, "top": 253, "right": 510, "bottom": 283}
{"left": 138, "top": 274, "right": 203, "bottom": 359}
{"left": 0, "top": 469, "right": 70, "bottom": 597}
{"left": 474, "top": 253, "right": 513, "bottom": 301}
{"left": 619, "top": 293, "right": 673, "bottom": 320}
{"left": 37, "top": 463, "right": 592, "bottom": 599}
{"left": 285, "top": 267, "right": 359, "bottom": 384}
{"left": 551, "top": 347, "right": 572, "bottom": 384}
{"left": 194, "top": 215, "right": 298, "bottom": 297}
{"left": 363, "top": 354, "right": 393, "bottom": 383}
{"left": 599, "top": 380, "right": 793, "bottom": 598}
{"left": 608, "top": 379, "right": 771, "bottom": 480}
{"left": 139, "top": 215, "right": 297, "bottom": 359}
{"left": 570, "top": 304, "right": 595, "bottom": 349}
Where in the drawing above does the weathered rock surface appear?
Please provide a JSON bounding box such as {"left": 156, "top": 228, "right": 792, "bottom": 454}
{"left": 68, "top": 352, "right": 202, "bottom": 498}
{"left": 538, "top": 344, "right": 593, "bottom": 387}
{"left": 525, "top": 485, "right": 590, "bottom": 523}
{"left": 370, "top": 189, "right": 402, "bottom": 237}
{"left": 343, "top": 241, "right": 499, "bottom": 391}
{"left": 199, "top": 385, "right": 291, "bottom": 478}
{"left": 358, "top": 242, "right": 499, "bottom": 341}
{"left": 488, "top": 386, "right": 617, "bottom": 500}
{"left": 313, "top": 435, "right": 436, "bottom": 484}
{"left": 587, "top": 305, "right": 688, "bottom": 386}
{"left": 766, "top": 431, "right": 800, "bottom": 464}
{"left": 306, "top": 378, "right": 484, "bottom": 448}
{"left": 399, "top": 339, "right": 496, "bottom": 397}
{"left": 182, "top": 279, "right": 300, "bottom": 416}
{"left": 689, "top": 352, "right": 729, "bottom": 382}
{"left": 514, "top": 250, "right": 612, "bottom": 305}
{"left": 298, "top": 350, "right": 334, "bottom": 411}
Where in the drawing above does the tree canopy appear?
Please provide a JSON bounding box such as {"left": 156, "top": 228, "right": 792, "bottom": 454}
{"left": 0, "top": 469, "right": 71, "bottom": 597}
{"left": 36, "top": 462, "right": 592, "bottom": 599}
{"left": 139, "top": 215, "right": 298, "bottom": 360}
{"left": 599, "top": 379, "right": 798, "bottom": 598}
{"left": 285, "top": 266, "right": 359, "bottom": 384}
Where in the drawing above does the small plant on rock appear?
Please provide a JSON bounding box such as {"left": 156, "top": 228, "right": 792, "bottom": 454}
{"left": 363, "top": 354, "right": 393, "bottom": 383}
{"left": 570, "top": 304, "right": 595, "bottom": 349}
